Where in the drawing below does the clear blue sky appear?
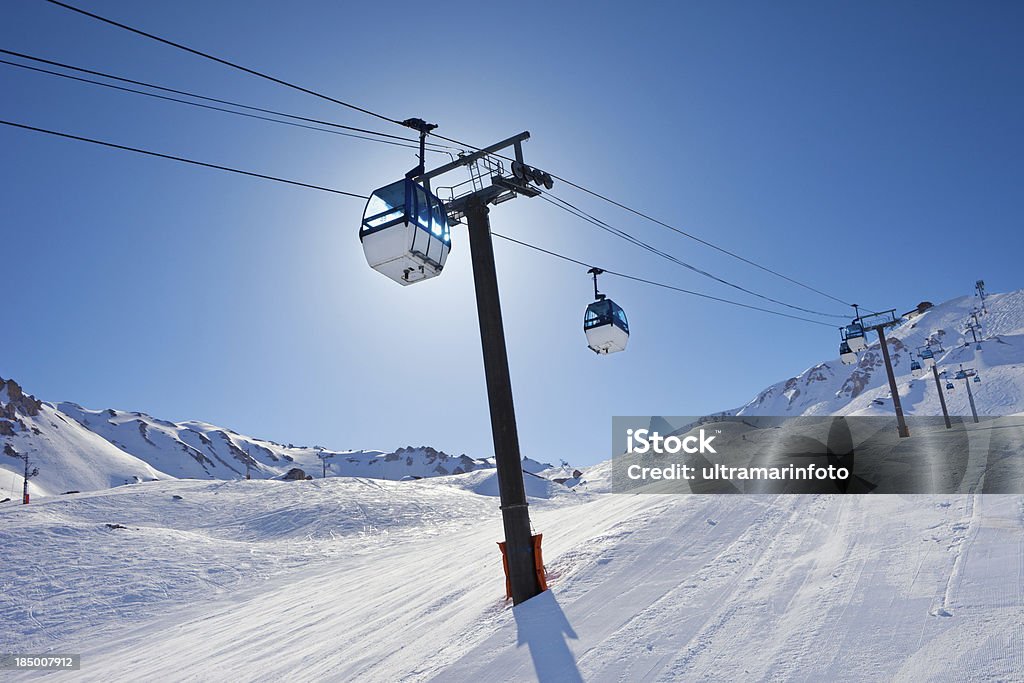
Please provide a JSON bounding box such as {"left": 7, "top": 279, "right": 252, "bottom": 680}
{"left": 3, "top": 1, "right": 1022, "bottom": 466}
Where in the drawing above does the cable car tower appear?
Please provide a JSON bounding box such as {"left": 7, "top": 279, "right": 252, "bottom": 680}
{"left": 857, "top": 309, "right": 911, "bottom": 438}
{"left": 975, "top": 280, "right": 987, "bottom": 314}
{"left": 965, "top": 319, "right": 983, "bottom": 351}
{"left": 948, "top": 364, "right": 982, "bottom": 423}
{"left": 918, "top": 344, "right": 951, "bottom": 429}
{"left": 360, "top": 126, "right": 554, "bottom": 605}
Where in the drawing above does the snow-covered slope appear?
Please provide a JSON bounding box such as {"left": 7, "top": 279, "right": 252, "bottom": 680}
{"left": 0, "top": 378, "right": 170, "bottom": 498}
{"left": 0, "top": 466, "right": 1019, "bottom": 681}
{"left": 734, "top": 289, "right": 1024, "bottom": 418}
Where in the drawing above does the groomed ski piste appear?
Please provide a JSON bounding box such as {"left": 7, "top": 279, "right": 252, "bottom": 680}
{"left": 2, "top": 470, "right": 1021, "bottom": 681}
{"left": 1, "top": 289, "right": 1022, "bottom": 681}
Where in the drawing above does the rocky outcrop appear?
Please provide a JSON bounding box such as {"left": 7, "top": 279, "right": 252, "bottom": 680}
{"left": 0, "top": 377, "right": 43, "bottom": 419}
{"left": 386, "top": 446, "right": 489, "bottom": 476}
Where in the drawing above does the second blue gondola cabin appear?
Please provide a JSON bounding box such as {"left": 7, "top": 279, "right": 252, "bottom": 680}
{"left": 584, "top": 298, "right": 629, "bottom": 355}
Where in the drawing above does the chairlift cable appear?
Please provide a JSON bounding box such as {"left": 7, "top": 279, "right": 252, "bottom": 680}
{"left": 0, "top": 48, "right": 458, "bottom": 152}
{"left": 0, "top": 57, "right": 453, "bottom": 154}
{"left": 0, "top": 118, "right": 369, "bottom": 199}
{"left": 37, "top": 0, "right": 872, "bottom": 315}
{"left": 429, "top": 131, "right": 864, "bottom": 311}
{"left": 0, "top": 116, "right": 840, "bottom": 330}
{"left": 546, "top": 174, "right": 857, "bottom": 308}
{"left": 43, "top": 0, "right": 404, "bottom": 127}
{"left": 540, "top": 193, "right": 849, "bottom": 320}
{"left": 489, "top": 233, "right": 836, "bottom": 328}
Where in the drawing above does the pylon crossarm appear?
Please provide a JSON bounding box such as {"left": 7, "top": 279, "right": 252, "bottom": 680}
{"left": 413, "top": 132, "right": 554, "bottom": 221}
{"left": 860, "top": 309, "right": 900, "bottom": 331}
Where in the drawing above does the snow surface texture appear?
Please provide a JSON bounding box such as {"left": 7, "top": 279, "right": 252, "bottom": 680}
{"left": 0, "top": 474, "right": 1020, "bottom": 681}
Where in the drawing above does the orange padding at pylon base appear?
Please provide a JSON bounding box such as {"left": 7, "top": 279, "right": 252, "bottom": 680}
{"left": 533, "top": 533, "right": 549, "bottom": 592}
{"left": 497, "top": 533, "right": 548, "bottom": 600}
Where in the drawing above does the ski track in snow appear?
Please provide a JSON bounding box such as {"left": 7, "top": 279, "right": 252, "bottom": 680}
{"left": 1, "top": 476, "right": 1020, "bottom": 682}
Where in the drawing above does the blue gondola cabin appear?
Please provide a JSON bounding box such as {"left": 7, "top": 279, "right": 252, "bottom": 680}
{"left": 843, "top": 322, "right": 866, "bottom": 352}
{"left": 360, "top": 178, "right": 451, "bottom": 285}
{"left": 584, "top": 298, "right": 629, "bottom": 354}
{"left": 839, "top": 341, "right": 857, "bottom": 365}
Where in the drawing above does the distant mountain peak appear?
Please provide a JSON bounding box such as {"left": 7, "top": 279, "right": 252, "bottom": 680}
{"left": 0, "top": 376, "right": 42, "bottom": 418}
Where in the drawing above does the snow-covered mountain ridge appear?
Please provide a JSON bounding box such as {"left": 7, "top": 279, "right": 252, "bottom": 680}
{"left": 730, "top": 288, "right": 1024, "bottom": 418}
{"left": 55, "top": 400, "right": 495, "bottom": 482}
{"left": 2, "top": 378, "right": 567, "bottom": 498}
{"left": 1, "top": 378, "right": 171, "bottom": 499}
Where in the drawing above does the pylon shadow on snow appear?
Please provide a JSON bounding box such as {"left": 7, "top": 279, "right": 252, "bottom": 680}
{"left": 513, "top": 590, "right": 582, "bottom": 683}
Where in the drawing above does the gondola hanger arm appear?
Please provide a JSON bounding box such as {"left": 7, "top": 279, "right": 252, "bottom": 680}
{"left": 401, "top": 117, "right": 438, "bottom": 180}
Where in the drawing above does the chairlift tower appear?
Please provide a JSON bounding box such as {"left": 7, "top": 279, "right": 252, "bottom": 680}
{"left": 950, "top": 364, "right": 982, "bottom": 423}
{"left": 915, "top": 345, "right": 950, "bottom": 428}
{"left": 965, "top": 321, "right": 982, "bottom": 350}
{"left": 931, "top": 362, "right": 953, "bottom": 429}
{"left": 19, "top": 452, "right": 38, "bottom": 504}
{"left": 975, "top": 280, "right": 987, "bottom": 313}
{"left": 243, "top": 446, "right": 257, "bottom": 480}
{"left": 317, "top": 447, "right": 335, "bottom": 479}
{"left": 860, "top": 310, "right": 910, "bottom": 438}
{"left": 361, "top": 127, "right": 552, "bottom": 605}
